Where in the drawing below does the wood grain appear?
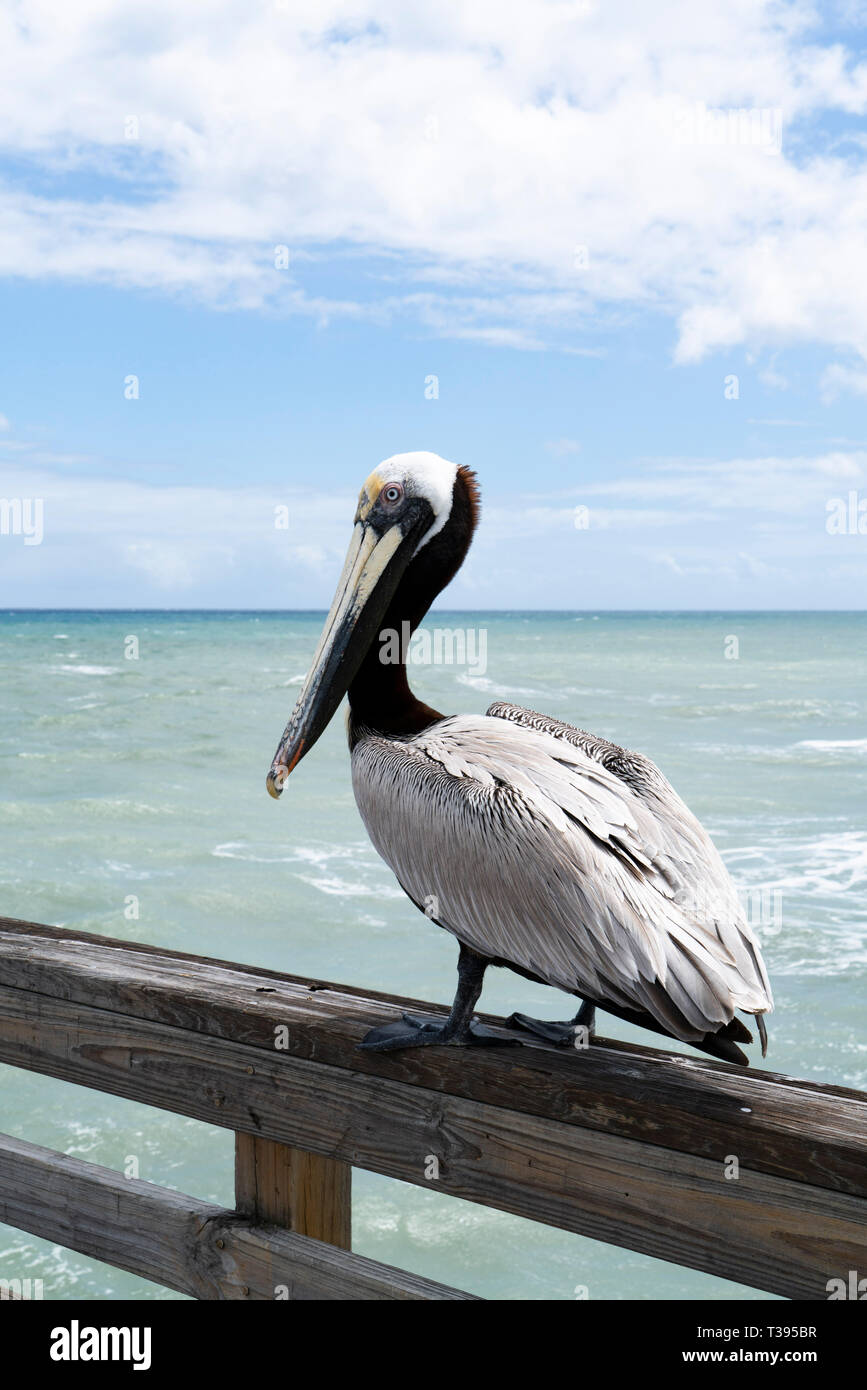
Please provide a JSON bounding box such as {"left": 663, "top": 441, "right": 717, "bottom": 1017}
{"left": 0, "top": 976, "right": 863, "bottom": 1297}
{"left": 0, "top": 1133, "right": 474, "bottom": 1300}
{"left": 0, "top": 917, "right": 864, "bottom": 1198}
{"left": 235, "top": 1134, "right": 351, "bottom": 1248}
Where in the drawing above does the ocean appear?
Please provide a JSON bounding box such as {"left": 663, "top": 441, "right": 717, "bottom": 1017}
{"left": 0, "top": 610, "right": 864, "bottom": 1300}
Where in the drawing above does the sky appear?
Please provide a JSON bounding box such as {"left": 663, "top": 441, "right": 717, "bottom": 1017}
{"left": 1, "top": 0, "right": 866, "bottom": 609}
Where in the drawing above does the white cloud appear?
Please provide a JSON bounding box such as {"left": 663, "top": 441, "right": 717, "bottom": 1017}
{"left": 124, "top": 539, "right": 203, "bottom": 588}
{"left": 759, "top": 365, "right": 790, "bottom": 391}
{"left": 577, "top": 450, "right": 866, "bottom": 512}
{"left": 813, "top": 452, "right": 863, "bottom": 478}
{"left": 2, "top": 445, "right": 864, "bottom": 607}
{"left": 545, "top": 438, "right": 582, "bottom": 457}
{"left": 0, "top": 463, "right": 359, "bottom": 605}
{"left": 0, "top": 2, "right": 865, "bottom": 369}
{"left": 820, "top": 362, "right": 867, "bottom": 402}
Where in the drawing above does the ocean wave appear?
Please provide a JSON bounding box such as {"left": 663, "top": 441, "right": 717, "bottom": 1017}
{"left": 726, "top": 830, "right": 867, "bottom": 896}
{"left": 213, "top": 840, "right": 361, "bottom": 865}
{"left": 295, "top": 872, "right": 403, "bottom": 899}
{"left": 560, "top": 685, "right": 617, "bottom": 697}
{"left": 104, "top": 859, "right": 156, "bottom": 879}
{"left": 667, "top": 699, "right": 858, "bottom": 719}
{"left": 697, "top": 682, "right": 759, "bottom": 691}
{"left": 456, "top": 673, "right": 552, "bottom": 698}
{"left": 212, "top": 840, "right": 404, "bottom": 899}
{"left": 721, "top": 830, "right": 867, "bottom": 974}
{"left": 796, "top": 739, "right": 867, "bottom": 754}
{"left": 689, "top": 740, "right": 867, "bottom": 765}
{"left": 50, "top": 664, "right": 120, "bottom": 676}
{"left": 0, "top": 798, "right": 169, "bottom": 822}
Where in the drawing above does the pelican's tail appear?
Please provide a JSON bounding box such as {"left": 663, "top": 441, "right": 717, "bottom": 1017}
{"left": 695, "top": 1014, "right": 754, "bottom": 1066}
{"left": 694, "top": 1011, "right": 769, "bottom": 1066}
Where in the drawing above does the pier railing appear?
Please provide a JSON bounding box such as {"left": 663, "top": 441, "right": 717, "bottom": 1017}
{"left": 0, "top": 916, "right": 864, "bottom": 1300}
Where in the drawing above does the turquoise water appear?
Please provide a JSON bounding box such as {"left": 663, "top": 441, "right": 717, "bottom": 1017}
{"left": 0, "top": 610, "right": 864, "bottom": 1300}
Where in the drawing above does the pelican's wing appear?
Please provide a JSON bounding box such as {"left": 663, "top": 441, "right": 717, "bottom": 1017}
{"left": 351, "top": 713, "right": 772, "bottom": 1048}
{"left": 486, "top": 701, "right": 773, "bottom": 1007}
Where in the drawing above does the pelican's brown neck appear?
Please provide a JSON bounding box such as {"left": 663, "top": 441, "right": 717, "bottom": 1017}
{"left": 347, "top": 466, "right": 480, "bottom": 744}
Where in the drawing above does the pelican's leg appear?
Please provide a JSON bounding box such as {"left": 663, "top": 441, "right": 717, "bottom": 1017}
{"left": 359, "top": 944, "right": 518, "bottom": 1051}
{"left": 505, "top": 999, "right": 596, "bottom": 1048}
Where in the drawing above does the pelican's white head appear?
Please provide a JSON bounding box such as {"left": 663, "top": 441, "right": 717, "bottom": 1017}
{"left": 359, "top": 451, "right": 458, "bottom": 553}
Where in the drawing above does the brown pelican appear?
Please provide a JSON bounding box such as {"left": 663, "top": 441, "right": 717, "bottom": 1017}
{"left": 266, "top": 453, "right": 772, "bottom": 1065}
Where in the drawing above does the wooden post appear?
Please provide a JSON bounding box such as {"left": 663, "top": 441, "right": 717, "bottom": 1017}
{"left": 234, "top": 1133, "right": 351, "bottom": 1250}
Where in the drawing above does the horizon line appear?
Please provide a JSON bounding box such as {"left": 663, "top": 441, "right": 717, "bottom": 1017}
{"left": 2, "top": 607, "right": 866, "bottom": 617}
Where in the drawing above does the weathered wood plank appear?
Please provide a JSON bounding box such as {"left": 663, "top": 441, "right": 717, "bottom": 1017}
{"left": 0, "top": 982, "right": 862, "bottom": 1298}
{"left": 0, "top": 1132, "right": 475, "bottom": 1300}
{"left": 0, "top": 918, "right": 864, "bottom": 1199}
{"left": 235, "top": 1134, "right": 351, "bottom": 1248}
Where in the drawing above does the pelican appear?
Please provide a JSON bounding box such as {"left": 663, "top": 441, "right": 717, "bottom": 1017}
{"left": 266, "top": 453, "right": 772, "bottom": 1065}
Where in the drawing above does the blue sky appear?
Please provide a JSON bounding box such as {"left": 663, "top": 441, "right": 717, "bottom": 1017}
{"left": 1, "top": 1, "right": 866, "bottom": 608}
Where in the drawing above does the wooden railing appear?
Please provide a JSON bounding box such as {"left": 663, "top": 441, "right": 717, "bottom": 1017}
{"left": 0, "top": 916, "right": 865, "bottom": 1300}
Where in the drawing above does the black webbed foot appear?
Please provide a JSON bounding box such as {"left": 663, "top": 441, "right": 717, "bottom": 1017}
{"left": 505, "top": 1010, "right": 595, "bottom": 1048}
{"left": 359, "top": 1012, "right": 519, "bottom": 1052}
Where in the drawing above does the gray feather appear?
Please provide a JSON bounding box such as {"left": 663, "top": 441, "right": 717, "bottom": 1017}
{"left": 351, "top": 703, "right": 773, "bottom": 1045}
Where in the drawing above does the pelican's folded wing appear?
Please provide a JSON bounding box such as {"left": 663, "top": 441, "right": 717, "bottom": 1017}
{"left": 351, "top": 711, "right": 772, "bottom": 1046}
{"left": 486, "top": 701, "right": 773, "bottom": 1009}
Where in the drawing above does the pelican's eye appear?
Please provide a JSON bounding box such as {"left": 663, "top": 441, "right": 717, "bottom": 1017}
{"left": 382, "top": 483, "right": 403, "bottom": 505}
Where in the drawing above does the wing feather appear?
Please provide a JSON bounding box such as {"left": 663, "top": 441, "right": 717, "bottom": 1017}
{"left": 351, "top": 711, "right": 772, "bottom": 1045}
{"left": 487, "top": 702, "right": 773, "bottom": 1004}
